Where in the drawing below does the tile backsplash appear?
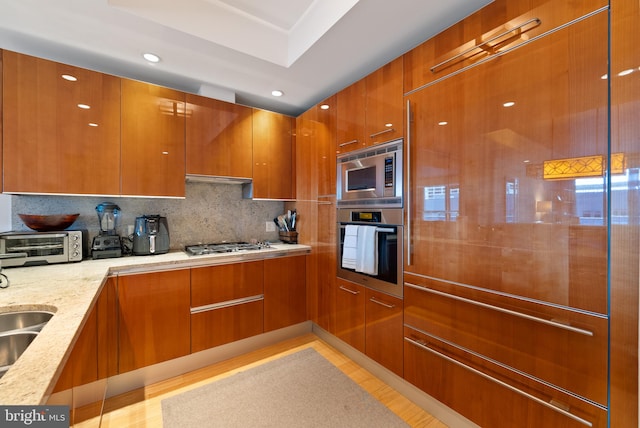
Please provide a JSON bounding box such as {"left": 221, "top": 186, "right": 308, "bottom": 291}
{"left": 11, "top": 182, "right": 284, "bottom": 249}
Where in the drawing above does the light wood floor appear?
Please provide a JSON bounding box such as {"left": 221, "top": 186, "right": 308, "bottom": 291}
{"left": 74, "top": 333, "right": 447, "bottom": 427}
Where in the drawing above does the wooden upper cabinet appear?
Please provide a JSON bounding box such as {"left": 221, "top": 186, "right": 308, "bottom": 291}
{"left": 251, "top": 108, "right": 295, "bottom": 199}
{"left": 186, "top": 94, "right": 253, "bottom": 179}
{"left": 121, "top": 79, "right": 186, "bottom": 197}
{"left": 336, "top": 79, "right": 366, "bottom": 153}
{"left": 2, "top": 50, "right": 121, "bottom": 195}
{"left": 403, "top": 0, "right": 609, "bottom": 93}
{"left": 364, "top": 57, "right": 403, "bottom": 146}
{"left": 295, "top": 95, "right": 337, "bottom": 200}
{"left": 337, "top": 57, "right": 403, "bottom": 154}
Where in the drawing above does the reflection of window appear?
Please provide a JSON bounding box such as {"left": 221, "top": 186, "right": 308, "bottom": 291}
{"left": 575, "top": 170, "right": 636, "bottom": 225}
{"left": 424, "top": 185, "right": 459, "bottom": 221}
{"left": 506, "top": 179, "right": 518, "bottom": 223}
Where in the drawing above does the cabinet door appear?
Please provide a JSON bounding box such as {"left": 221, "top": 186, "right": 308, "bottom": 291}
{"left": 403, "top": 0, "right": 608, "bottom": 93}
{"left": 263, "top": 255, "right": 307, "bottom": 332}
{"left": 52, "top": 303, "right": 98, "bottom": 392}
{"left": 405, "top": 10, "right": 609, "bottom": 314}
{"left": 404, "top": 326, "right": 608, "bottom": 428}
{"left": 315, "top": 196, "right": 337, "bottom": 333}
{"left": 117, "top": 269, "right": 191, "bottom": 373}
{"left": 365, "top": 289, "right": 403, "bottom": 376}
{"left": 335, "top": 278, "right": 365, "bottom": 352}
{"left": 336, "top": 79, "right": 366, "bottom": 153}
{"left": 191, "top": 261, "right": 264, "bottom": 352}
{"left": 365, "top": 57, "right": 403, "bottom": 146}
{"left": 186, "top": 94, "right": 253, "bottom": 179}
{"left": 3, "top": 50, "right": 121, "bottom": 195}
{"left": 121, "top": 79, "right": 185, "bottom": 197}
{"left": 252, "top": 109, "right": 294, "bottom": 199}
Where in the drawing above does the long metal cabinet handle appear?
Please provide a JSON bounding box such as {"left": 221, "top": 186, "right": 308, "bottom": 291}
{"left": 369, "top": 128, "right": 395, "bottom": 138}
{"left": 430, "top": 18, "right": 542, "bottom": 74}
{"left": 339, "top": 139, "right": 359, "bottom": 147}
{"left": 405, "top": 283, "right": 594, "bottom": 337}
{"left": 404, "top": 336, "right": 593, "bottom": 427}
{"left": 370, "top": 297, "right": 395, "bottom": 309}
{"left": 406, "top": 99, "right": 412, "bottom": 266}
{"left": 190, "top": 294, "right": 264, "bottom": 314}
{"left": 339, "top": 285, "right": 360, "bottom": 295}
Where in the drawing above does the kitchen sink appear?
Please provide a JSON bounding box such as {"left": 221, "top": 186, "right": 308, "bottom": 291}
{"left": 0, "top": 331, "right": 38, "bottom": 379}
{"left": 0, "top": 311, "right": 54, "bottom": 336}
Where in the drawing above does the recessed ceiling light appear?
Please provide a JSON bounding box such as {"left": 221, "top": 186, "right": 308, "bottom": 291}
{"left": 438, "top": 121, "right": 448, "bottom": 126}
{"left": 143, "top": 53, "right": 161, "bottom": 63}
{"left": 503, "top": 101, "right": 516, "bottom": 107}
{"left": 77, "top": 104, "right": 91, "bottom": 109}
{"left": 61, "top": 74, "right": 77, "bottom": 81}
{"left": 271, "top": 90, "right": 284, "bottom": 97}
{"left": 601, "top": 74, "right": 608, "bottom": 80}
{"left": 88, "top": 123, "right": 99, "bottom": 127}
{"left": 385, "top": 123, "right": 393, "bottom": 128}
{"left": 320, "top": 104, "right": 330, "bottom": 110}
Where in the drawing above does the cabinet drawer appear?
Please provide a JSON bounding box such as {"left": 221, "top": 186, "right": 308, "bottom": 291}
{"left": 365, "top": 288, "right": 403, "bottom": 376}
{"left": 404, "top": 281, "right": 607, "bottom": 405}
{"left": 191, "top": 261, "right": 264, "bottom": 307}
{"left": 191, "top": 299, "right": 263, "bottom": 352}
{"left": 404, "top": 326, "right": 607, "bottom": 428}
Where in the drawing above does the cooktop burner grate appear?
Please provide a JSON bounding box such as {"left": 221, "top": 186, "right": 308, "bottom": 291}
{"left": 184, "top": 241, "right": 270, "bottom": 256}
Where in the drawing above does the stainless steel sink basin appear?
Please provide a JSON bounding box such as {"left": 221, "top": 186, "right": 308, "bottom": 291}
{"left": 0, "top": 331, "right": 38, "bottom": 379}
{"left": 0, "top": 311, "right": 53, "bottom": 336}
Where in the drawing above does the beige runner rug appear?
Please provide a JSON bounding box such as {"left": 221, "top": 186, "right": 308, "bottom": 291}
{"left": 161, "top": 347, "right": 409, "bottom": 427}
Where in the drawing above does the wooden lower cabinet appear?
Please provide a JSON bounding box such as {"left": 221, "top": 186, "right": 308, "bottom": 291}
{"left": 117, "top": 269, "right": 191, "bottom": 373}
{"left": 404, "top": 326, "right": 608, "bottom": 428}
{"left": 264, "top": 255, "right": 307, "bottom": 332}
{"left": 53, "top": 277, "right": 117, "bottom": 392}
{"left": 190, "top": 261, "right": 264, "bottom": 352}
{"left": 365, "top": 289, "right": 403, "bottom": 376}
{"left": 335, "top": 279, "right": 403, "bottom": 375}
{"left": 335, "top": 278, "right": 365, "bottom": 352}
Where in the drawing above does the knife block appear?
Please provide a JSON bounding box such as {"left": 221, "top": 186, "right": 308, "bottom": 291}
{"left": 279, "top": 231, "right": 298, "bottom": 243}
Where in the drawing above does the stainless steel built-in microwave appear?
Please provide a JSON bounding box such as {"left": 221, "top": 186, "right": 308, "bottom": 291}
{"left": 336, "top": 139, "right": 403, "bottom": 208}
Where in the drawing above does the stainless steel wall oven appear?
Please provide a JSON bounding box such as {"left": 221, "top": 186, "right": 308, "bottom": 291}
{"left": 337, "top": 208, "right": 403, "bottom": 298}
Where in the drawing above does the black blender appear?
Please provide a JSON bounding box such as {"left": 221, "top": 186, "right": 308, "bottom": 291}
{"left": 91, "top": 202, "right": 122, "bottom": 259}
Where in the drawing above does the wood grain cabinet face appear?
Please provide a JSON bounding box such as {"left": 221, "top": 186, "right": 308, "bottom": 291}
{"left": 190, "top": 261, "right": 264, "bottom": 352}
{"left": 117, "top": 269, "right": 191, "bottom": 373}
{"left": 2, "top": 50, "right": 121, "bottom": 195}
{"left": 263, "top": 255, "right": 307, "bottom": 332}
{"left": 186, "top": 94, "right": 253, "bottom": 179}
{"left": 364, "top": 288, "right": 403, "bottom": 376}
{"left": 252, "top": 109, "right": 295, "bottom": 199}
{"left": 364, "top": 57, "right": 403, "bottom": 146}
{"left": 336, "top": 57, "right": 403, "bottom": 154}
{"left": 121, "top": 79, "right": 186, "bottom": 197}
{"left": 404, "top": 326, "right": 608, "bottom": 428}
{"left": 335, "top": 278, "right": 365, "bottom": 352}
{"left": 336, "top": 79, "right": 366, "bottom": 153}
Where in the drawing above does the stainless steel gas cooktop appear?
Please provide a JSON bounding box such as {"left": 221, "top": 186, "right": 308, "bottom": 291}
{"left": 184, "top": 241, "right": 271, "bottom": 256}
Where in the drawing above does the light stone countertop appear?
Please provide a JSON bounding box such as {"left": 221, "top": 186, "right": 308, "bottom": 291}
{"left": 0, "top": 243, "right": 310, "bottom": 405}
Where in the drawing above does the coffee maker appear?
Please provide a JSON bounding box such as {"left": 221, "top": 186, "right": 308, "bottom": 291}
{"left": 91, "top": 202, "right": 122, "bottom": 259}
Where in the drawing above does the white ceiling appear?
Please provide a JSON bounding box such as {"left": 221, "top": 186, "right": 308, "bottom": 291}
{"left": 0, "top": 0, "right": 491, "bottom": 116}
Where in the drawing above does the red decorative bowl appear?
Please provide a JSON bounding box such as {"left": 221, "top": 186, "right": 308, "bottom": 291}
{"left": 18, "top": 214, "right": 80, "bottom": 232}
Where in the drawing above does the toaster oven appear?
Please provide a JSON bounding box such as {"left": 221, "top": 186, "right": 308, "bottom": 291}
{"left": 0, "top": 230, "right": 87, "bottom": 267}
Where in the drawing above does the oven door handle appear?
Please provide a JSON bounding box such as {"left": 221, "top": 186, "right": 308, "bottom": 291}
{"left": 375, "top": 227, "right": 395, "bottom": 233}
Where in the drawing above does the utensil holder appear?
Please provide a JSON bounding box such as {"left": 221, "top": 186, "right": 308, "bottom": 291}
{"left": 279, "top": 231, "right": 298, "bottom": 243}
